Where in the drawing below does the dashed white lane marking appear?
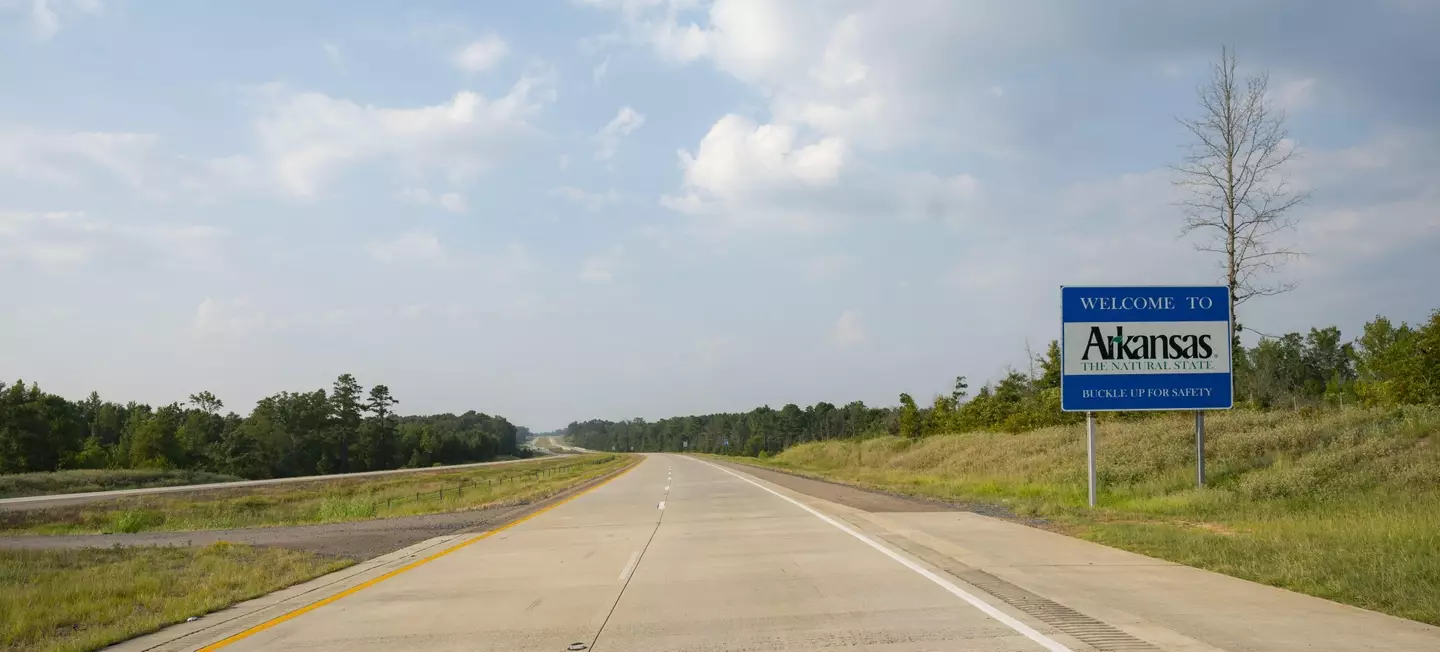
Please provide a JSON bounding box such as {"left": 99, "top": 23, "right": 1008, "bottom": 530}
{"left": 691, "top": 457, "right": 1073, "bottom": 652}
{"left": 618, "top": 551, "right": 641, "bottom": 581}
{"left": 658, "top": 501, "right": 666, "bottom": 510}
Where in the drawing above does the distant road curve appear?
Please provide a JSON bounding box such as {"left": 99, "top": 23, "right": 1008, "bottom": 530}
{"left": 533, "top": 436, "right": 591, "bottom": 454}
{"left": 0, "top": 455, "right": 571, "bottom": 512}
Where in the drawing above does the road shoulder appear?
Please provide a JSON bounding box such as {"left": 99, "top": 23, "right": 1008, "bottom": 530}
{"left": 707, "top": 457, "right": 1440, "bottom": 652}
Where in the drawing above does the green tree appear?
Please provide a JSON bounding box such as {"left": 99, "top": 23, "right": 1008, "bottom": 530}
{"left": 897, "top": 393, "right": 919, "bottom": 439}
{"left": 175, "top": 409, "right": 217, "bottom": 469}
{"left": 188, "top": 391, "right": 224, "bottom": 415}
{"left": 1035, "top": 340, "right": 1062, "bottom": 390}
{"left": 329, "top": 374, "right": 363, "bottom": 473}
{"left": 130, "top": 404, "right": 183, "bottom": 468}
{"left": 358, "top": 385, "right": 399, "bottom": 471}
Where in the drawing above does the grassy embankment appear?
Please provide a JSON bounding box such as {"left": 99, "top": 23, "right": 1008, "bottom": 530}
{"left": 726, "top": 407, "right": 1440, "bottom": 625}
{"left": 0, "top": 469, "right": 243, "bottom": 499}
{"left": 1, "top": 453, "right": 634, "bottom": 535}
{"left": 0, "top": 542, "right": 348, "bottom": 652}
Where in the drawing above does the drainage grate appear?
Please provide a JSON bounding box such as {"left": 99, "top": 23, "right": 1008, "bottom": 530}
{"left": 954, "top": 569, "right": 1160, "bottom": 652}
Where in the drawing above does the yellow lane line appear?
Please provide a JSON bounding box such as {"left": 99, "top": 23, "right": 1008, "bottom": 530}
{"left": 198, "top": 459, "right": 641, "bottom": 651}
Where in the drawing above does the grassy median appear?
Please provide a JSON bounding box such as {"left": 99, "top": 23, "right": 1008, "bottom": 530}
{"left": 1, "top": 454, "right": 634, "bottom": 535}
{"left": 722, "top": 406, "right": 1440, "bottom": 625}
{"left": 0, "top": 542, "right": 349, "bottom": 652}
{"left": 0, "top": 469, "right": 243, "bottom": 499}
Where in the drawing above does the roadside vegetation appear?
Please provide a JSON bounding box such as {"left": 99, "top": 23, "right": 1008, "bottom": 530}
{"left": 0, "top": 373, "right": 530, "bottom": 484}
{"left": 1, "top": 454, "right": 633, "bottom": 536}
{"left": 568, "top": 307, "right": 1440, "bottom": 625}
{"left": 0, "top": 542, "right": 348, "bottom": 652}
{"left": 568, "top": 310, "right": 1439, "bottom": 454}
{"left": 0, "top": 469, "right": 242, "bottom": 499}
{"left": 726, "top": 406, "right": 1440, "bottom": 625}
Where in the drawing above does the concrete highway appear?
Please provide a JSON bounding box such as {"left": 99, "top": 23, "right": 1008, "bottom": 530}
{"left": 178, "top": 453, "right": 1067, "bottom": 651}
{"left": 122, "top": 453, "right": 1440, "bottom": 652}
{"left": 0, "top": 456, "right": 558, "bottom": 512}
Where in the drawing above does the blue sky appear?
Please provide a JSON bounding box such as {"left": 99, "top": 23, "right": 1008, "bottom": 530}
{"left": 2, "top": 0, "right": 1437, "bottom": 430}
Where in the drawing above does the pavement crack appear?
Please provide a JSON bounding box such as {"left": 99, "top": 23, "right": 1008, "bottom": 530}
{"left": 587, "top": 475, "right": 670, "bottom": 651}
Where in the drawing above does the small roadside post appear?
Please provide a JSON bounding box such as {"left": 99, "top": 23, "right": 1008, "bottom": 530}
{"left": 1061, "top": 285, "right": 1234, "bottom": 506}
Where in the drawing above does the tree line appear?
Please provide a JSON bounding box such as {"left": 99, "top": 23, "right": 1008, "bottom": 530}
{"left": 568, "top": 309, "right": 1440, "bottom": 456}
{"left": 0, "top": 374, "right": 521, "bottom": 478}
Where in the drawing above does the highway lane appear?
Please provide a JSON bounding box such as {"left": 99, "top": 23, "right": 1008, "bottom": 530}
{"left": 0, "top": 455, "right": 565, "bottom": 512}
{"left": 192, "top": 453, "right": 1069, "bottom": 651}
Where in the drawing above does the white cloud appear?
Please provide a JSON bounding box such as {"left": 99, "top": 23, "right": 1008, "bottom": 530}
{"left": 660, "top": 113, "right": 845, "bottom": 231}
{"left": 397, "top": 186, "right": 468, "bottom": 213}
{"left": 593, "top": 55, "right": 611, "bottom": 84}
{"left": 367, "top": 230, "right": 446, "bottom": 265}
{"left": 10, "top": 0, "right": 102, "bottom": 40}
{"left": 1273, "top": 77, "right": 1317, "bottom": 112}
{"left": 253, "top": 70, "right": 554, "bottom": 196}
{"left": 680, "top": 114, "right": 845, "bottom": 191}
{"left": 0, "top": 128, "right": 159, "bottom": 189}
{"left": 399, "top": 303, "right": 430, "bottom": 320}
{"left": 322, "top": 42, "right": 345, "bottom": 73}
{"left": 695, "top": 334, "right": 736, "bottom": 366}
{"left": 483, "top": 242, "right": 536, "bottom": 284}
{"left": 452, "top": 35, "right": 509, "bottom": 73}
{"left": 193, "top": 297, "right": 273, "bottom": 337}
{"left": 658, "top": 112, "right": 978, "bottom": 233}
{"left": 437, "top": 192, "right": 466, "bottom": 213}
{"left": 579, "top": 245, "right": 629, "bottom": 283}
{"left": 0, "top": 126, "right": 271, "bottom": 199}
{"left": 1286, "top": 130, "right": 1440, "bottom": 268}
{"left": 0, "top": 210, "right": 226, "bottom": 273}
{"left": 829, "top": 309, "right": 867, "bottom": 348}
{"left": 0, "top": 210, "right": 99, "bottom": 270}
{"left": 594, "top": 106, "right": 646, "bottom": 161}
{"left": 804, "top": 254, "right": 851, "bottom": 281}
{"left": 549, "top": 185, "right": 622, "bottom": 211}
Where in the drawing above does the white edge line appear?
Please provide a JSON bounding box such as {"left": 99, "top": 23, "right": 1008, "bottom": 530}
{"left": 618, "top": 550, "right": 641, "bottom": 581}
{"left": 691, "top": 457, "right": 1072, "bottom": 652}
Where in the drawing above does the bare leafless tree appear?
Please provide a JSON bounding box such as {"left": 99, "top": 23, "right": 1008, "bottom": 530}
{"left": 1173, "top": 47, "right": 1308, "bottom": 337}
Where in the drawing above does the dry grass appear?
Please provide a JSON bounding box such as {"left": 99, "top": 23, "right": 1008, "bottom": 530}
{"left": 737, "top": 406, "right": 1440, "bottom": 625}
{"left": 1, "top": 454, "right": 634, "bottom": 535}
{"left": 0, "top": 542, "right": 349, "bottom": 652}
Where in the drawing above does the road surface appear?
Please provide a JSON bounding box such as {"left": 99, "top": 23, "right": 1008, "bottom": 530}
{"left": 1, "top": 456, "right": 560, "bottom": 512}
{"left": 176, "top": 453, "right": 1065, "bottom": 651}
{"left": 123, "top": 453, "right": 1440, "bottom": 652}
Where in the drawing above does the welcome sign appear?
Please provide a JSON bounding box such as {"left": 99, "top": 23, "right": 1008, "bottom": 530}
{"left": 1061, "top": 286, "right": 1233, "bottom": 412}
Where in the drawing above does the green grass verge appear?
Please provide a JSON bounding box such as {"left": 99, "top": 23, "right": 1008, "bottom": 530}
{"left": 2, "top": 454, "right": 635, "bottom": 535}
{"left": 0, "top": 542, "right": 349, "bottom": 652}
{"left": 0, "top": 469, "right": 243, "bottom": 499}
{"left": 718, "top": 406, "right": 1440, "bottom": 626}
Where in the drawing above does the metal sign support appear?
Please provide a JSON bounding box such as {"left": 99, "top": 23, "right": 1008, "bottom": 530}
{"left": 1195, "top": 410, "right": 1206, "bottom": 487}
{"left": 1086, "top": 411, "right": 1097, "bottom": 508}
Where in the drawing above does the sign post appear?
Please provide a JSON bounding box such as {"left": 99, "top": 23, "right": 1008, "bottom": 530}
{"left": 1086, "top": 411, "right": 1097, "bottom": 508}
{"left": 1062, "top": 286, "right": 1233, "bottom": 505}
{"left": 1195, "top": 411, "right": 1206, "bottom": 486}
